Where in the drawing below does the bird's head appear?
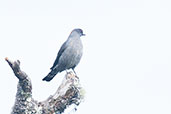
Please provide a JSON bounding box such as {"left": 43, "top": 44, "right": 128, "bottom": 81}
{"left": 70, "top": 28, "right": 85, "bottom": 37}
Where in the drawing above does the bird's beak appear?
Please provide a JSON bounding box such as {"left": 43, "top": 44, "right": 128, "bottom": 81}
{"left": 82, "top": 34, "right": 86, "bottom": 36}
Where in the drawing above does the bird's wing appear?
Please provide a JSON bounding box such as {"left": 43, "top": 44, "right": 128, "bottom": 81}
{"left": 50, "top": 41, "right": 67, "bottom": 70}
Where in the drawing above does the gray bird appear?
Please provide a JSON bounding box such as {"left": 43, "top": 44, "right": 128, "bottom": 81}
{"left": 42, "top": 28, "right": 85, "bottom": 81}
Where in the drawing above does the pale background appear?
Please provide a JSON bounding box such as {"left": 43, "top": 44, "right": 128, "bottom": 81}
{"left": 1, "top": 0, "right": 171, "bottom": 114}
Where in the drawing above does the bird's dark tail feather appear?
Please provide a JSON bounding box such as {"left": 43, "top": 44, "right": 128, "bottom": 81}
{"left": 42, "top": 70, "right": 58, "bottom": 82}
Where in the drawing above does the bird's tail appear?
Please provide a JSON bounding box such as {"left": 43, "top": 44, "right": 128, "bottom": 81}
{"left": 42, "top": 70, "right": 58, "bottom": 82}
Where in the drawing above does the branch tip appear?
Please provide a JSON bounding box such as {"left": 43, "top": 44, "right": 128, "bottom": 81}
{"left": 5, "top": 57, "right": 8, "bottom": 61}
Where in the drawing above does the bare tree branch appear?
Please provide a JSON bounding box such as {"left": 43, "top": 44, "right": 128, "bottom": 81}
{"left": 5, "top": 58, "right": 84, "bottom": 114}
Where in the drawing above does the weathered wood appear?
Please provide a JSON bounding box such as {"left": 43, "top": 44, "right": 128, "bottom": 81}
{"left": 5, "top": 58, "right": 84, "bottom": 114}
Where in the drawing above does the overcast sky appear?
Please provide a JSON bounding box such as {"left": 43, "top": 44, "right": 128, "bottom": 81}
{"left": 1, "top": 0, "right": 171, "bottom": 114}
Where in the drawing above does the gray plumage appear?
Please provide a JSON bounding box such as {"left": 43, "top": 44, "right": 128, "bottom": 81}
{"left": 42, "top": 28, "right": 85, "bottom": 82}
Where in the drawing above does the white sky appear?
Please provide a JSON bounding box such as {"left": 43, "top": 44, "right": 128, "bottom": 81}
{"left": 1, "top": 0, "right": 171, "bottom": 114}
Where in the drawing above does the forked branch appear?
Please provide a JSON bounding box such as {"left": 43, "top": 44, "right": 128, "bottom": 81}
{"left": 5, "top": 58, "right": 84, "bottom": 114}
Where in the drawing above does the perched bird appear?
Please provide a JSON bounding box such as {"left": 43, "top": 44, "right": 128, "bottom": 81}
{"left": 42, "top": 28, "right": 85, "bottom": 82}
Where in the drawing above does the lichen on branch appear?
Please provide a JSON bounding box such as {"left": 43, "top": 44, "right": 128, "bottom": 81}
{"left": 5, "top": 58, "right": 84, "bottom": 114}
